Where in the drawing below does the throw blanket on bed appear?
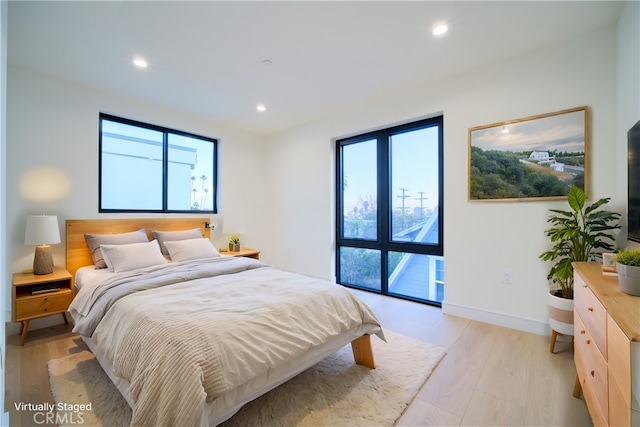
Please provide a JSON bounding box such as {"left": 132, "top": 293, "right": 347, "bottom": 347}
{"left": 115, "top": 314, "right": 224, "bottom": 426}
{"left": 70, "top": 257, "right": 382, "bottom": 427}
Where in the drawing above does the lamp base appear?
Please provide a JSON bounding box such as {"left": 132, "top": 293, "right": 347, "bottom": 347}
{"left": 33, "top": 245, "right": 54, "bottom": 275}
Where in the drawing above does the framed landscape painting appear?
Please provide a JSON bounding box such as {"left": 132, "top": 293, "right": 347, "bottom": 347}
{"left": 468, "top": 106, "right": 588, "bottom": 201}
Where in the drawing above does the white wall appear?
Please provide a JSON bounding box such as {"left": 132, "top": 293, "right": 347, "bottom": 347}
{"left": 1, "top": 0, "right": 7, "bottom": 422}
{"left": 618, "top": 0, "right": 640, "bottom": 250}
{"left": 5, "top": 66, "right": 267, "bottom": 325}
{"left": 263, "top": 26, "right": 622, "bottom": 335}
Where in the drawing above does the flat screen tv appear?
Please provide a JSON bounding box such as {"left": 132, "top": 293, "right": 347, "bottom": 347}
{"left": 628, "top": 120, "right": 640, "bottom": 242}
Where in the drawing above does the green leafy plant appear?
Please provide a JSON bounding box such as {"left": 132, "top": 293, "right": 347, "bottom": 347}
{"left": 539, "top": 185, "right": 620, "bottom": 299}
{"left": 229, "top": 234, "right": 240, "bottom": 245}
{"left": 615, "top": 248, "right": 640, "bottom": 266}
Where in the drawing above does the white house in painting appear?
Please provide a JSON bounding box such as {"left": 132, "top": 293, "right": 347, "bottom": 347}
{"left": 529, "top": 151, "right": 565, "bottom": 172}
{"left": 529, "top": 151, "right": 551, "bottom": 161}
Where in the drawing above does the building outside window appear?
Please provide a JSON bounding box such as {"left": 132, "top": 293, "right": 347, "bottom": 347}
{"left": 99, "top": 113, "right": 217, "bottom": 213}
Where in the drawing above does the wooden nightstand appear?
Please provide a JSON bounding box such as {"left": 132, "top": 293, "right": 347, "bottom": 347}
{"left": 225, "top": 247, "right": 260, "bottom": 260}
{"left": 13, "top": 266, "right": 73, "bottom": 345}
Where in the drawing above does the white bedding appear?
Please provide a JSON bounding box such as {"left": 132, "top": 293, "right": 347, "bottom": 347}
{"left": 74, "top": 253, "right": 243, "bottom": 290}
{"left": 74, "top": 265, "right": 114, "bottom": 290}
{"left": 69, "top": 257, "right": 383, "bottom": 426}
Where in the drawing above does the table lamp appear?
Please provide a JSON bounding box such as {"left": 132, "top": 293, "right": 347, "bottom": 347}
{"left": 25, "top": 214, "right": 61, "bottom": 275}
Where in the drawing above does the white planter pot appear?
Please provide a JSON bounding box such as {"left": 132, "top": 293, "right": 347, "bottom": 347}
{"left": 547, "top": 290, "right": 574, "bottom": 336}
{"left": 616, "top": 262, "right": 640, "bottom": 296}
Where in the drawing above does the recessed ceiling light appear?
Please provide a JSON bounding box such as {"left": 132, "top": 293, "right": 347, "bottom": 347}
{"left": 262, "top": 59, "right": 273, "bottom": 66}
{"left": 256, "top": 104, "right": 266, "bottom": 112}
{"left": 133, "top": 57, "right": 148, "bottom": 69}
{"left": 432, "top": 23, "right": 448, "bottom": 36}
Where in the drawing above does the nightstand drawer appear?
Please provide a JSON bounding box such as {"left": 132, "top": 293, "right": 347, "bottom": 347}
{"left": 15, "top": 290, "right": 73, "bottom": 321}
{"left": 574, "top": 275, "right": 607, "bottom": 358}
{"left": 575, "top": 311, "right": 608, "bottom": 422}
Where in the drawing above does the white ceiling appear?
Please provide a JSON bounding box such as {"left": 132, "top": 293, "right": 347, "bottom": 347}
{"left": 7, "top": 1, "right": 624, "bottom": 136}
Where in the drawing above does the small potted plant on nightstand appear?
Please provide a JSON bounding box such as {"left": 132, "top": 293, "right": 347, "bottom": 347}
{"left": 615, "top": 248, "right": 640, "bottom": 296}
{"left": 229, "top": 234, "right": 240, "bottom": 252}
{"left": 539, "top": 185, "right": 620, "bottom": 352}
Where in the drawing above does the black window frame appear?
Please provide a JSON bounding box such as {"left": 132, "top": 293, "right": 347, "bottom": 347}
{"left": 335, "top": 115, "right": 444, "bottom": 305}
{"left": 99, "top": 113, "right": 218, "bottom": 213}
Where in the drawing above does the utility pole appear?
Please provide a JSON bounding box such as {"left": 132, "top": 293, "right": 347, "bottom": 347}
{"left": 415, "top": 191, "right": 427, "bottom": 217}
{"left": 398, "top": 187, "right": 410, "bottom": 229}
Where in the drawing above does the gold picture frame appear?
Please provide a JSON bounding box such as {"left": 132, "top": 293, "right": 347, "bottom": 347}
{"left": 469, "top": 106, "right": 588, "bottom": 201}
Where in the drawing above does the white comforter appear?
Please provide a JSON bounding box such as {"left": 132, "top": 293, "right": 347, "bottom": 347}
{"left": 68, "top": 257, "right": 383, "bottom": 426}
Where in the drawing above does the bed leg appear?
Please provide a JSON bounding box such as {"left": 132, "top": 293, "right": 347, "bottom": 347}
{"left": 351, "top": 335, "right": 375, "bottom": 369}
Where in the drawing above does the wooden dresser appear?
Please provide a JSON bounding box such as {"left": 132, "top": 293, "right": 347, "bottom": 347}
{"left": 573, "top": 262, "right": 640, "bottom": 426}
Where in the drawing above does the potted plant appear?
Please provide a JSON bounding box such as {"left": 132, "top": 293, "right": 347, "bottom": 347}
{"left": 615, "top": 248, "right": 640, "bottom": 296}
{"left": 229, "top": 234, "right": 240, "bottom": 252}
{"left": 539, "top": 185, "right": 620, "bottom": 350}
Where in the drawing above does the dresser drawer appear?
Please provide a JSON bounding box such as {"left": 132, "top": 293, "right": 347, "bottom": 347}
{"left": 14, "top": 290, "right": 73, "bottom": 321}
{"left": 610, "top": 377, "right": 631, "bottom": 427}
{"left": 608, "top": 315, "right": 631, "bottom": 405}
{"left": 575, "top": 310, "right": 609, "bottom": 422}
{"left": 574, "top": 275, "right": 607, "bottom": 358}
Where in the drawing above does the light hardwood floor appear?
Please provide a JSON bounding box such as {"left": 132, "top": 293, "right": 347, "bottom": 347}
{"left": 5, "top": 290, "right": 591, "bottom": 426}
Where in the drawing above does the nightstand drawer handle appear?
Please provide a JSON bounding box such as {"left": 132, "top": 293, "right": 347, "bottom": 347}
{"left": 590, "top": 370, "right": 595, "bottom": 377}
{"left": 586, "top": 339, "right": 591, "bottom": 344}
{"left": 44, "top": 298, "right": 48, "bottom": 301}
{"left": 587, "top": 307, "right": 593, "bottom": 312}
{"left": 580, "top": 330, "right": 586, "bottom": 335}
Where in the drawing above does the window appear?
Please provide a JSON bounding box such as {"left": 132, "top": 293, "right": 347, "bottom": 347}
{"left": 99, "top": 114, "right": 217, "bottom": 213}
{"left": 336, "top": 116, "right": 444, "bottom": 305}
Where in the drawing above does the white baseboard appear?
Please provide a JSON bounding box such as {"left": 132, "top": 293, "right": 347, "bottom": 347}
{"left": 442, "top": 301, "right": 551, "bottom": 336}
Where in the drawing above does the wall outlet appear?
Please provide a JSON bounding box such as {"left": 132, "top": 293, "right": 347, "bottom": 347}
{"left": 501, "top": 269, "right": 512, "bottom": 285}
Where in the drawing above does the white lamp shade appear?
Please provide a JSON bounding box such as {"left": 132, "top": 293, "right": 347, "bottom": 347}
{"left": 25, "top": 215, "right": 61, "bottom": 245}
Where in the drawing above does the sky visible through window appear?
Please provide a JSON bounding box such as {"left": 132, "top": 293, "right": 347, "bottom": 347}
{"left": 391, "top": 127, "right": 439, "bottom": 216}
{"left": 343, "top": 126, "right": 439, "bottom": 216}
{"left": 101, "top": 118, "right": 215, "bottom": 211}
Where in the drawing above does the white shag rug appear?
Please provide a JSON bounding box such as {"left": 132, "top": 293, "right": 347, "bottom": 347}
{"left": 48, "top": 330, "right": 445, "bottom": 427}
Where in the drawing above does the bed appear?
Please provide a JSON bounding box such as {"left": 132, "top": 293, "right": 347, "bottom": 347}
{"left": 65, "top": 218, "right": 383, "bottom": 426}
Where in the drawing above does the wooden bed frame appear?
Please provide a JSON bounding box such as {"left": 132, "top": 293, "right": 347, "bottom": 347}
{"left": 66, "top": 217, "right": 210, "bottom": 284}
{"left": 64, "top": 217, "right": 375, "bottom": 369}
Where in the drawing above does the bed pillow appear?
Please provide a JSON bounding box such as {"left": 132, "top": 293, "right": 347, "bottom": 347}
{"left": 164, "top": 238, "right": 220, "bottom": 262}
{"left": 101, "top": 240, "right": 168, "bottom": 273}
{"left": 85, "top": 228, "right": 149, "bottom": 269}
{"left": 152, "top": 228, "right": 203, "bottom": 256}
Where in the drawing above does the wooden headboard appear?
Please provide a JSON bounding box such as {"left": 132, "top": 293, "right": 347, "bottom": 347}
{"left": 66, "top": 217, "right": 211, "bottom": 285}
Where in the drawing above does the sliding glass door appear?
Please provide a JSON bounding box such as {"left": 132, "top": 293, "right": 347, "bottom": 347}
{"left": 336, "top": 116, "right": 444, "bottom": 305}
